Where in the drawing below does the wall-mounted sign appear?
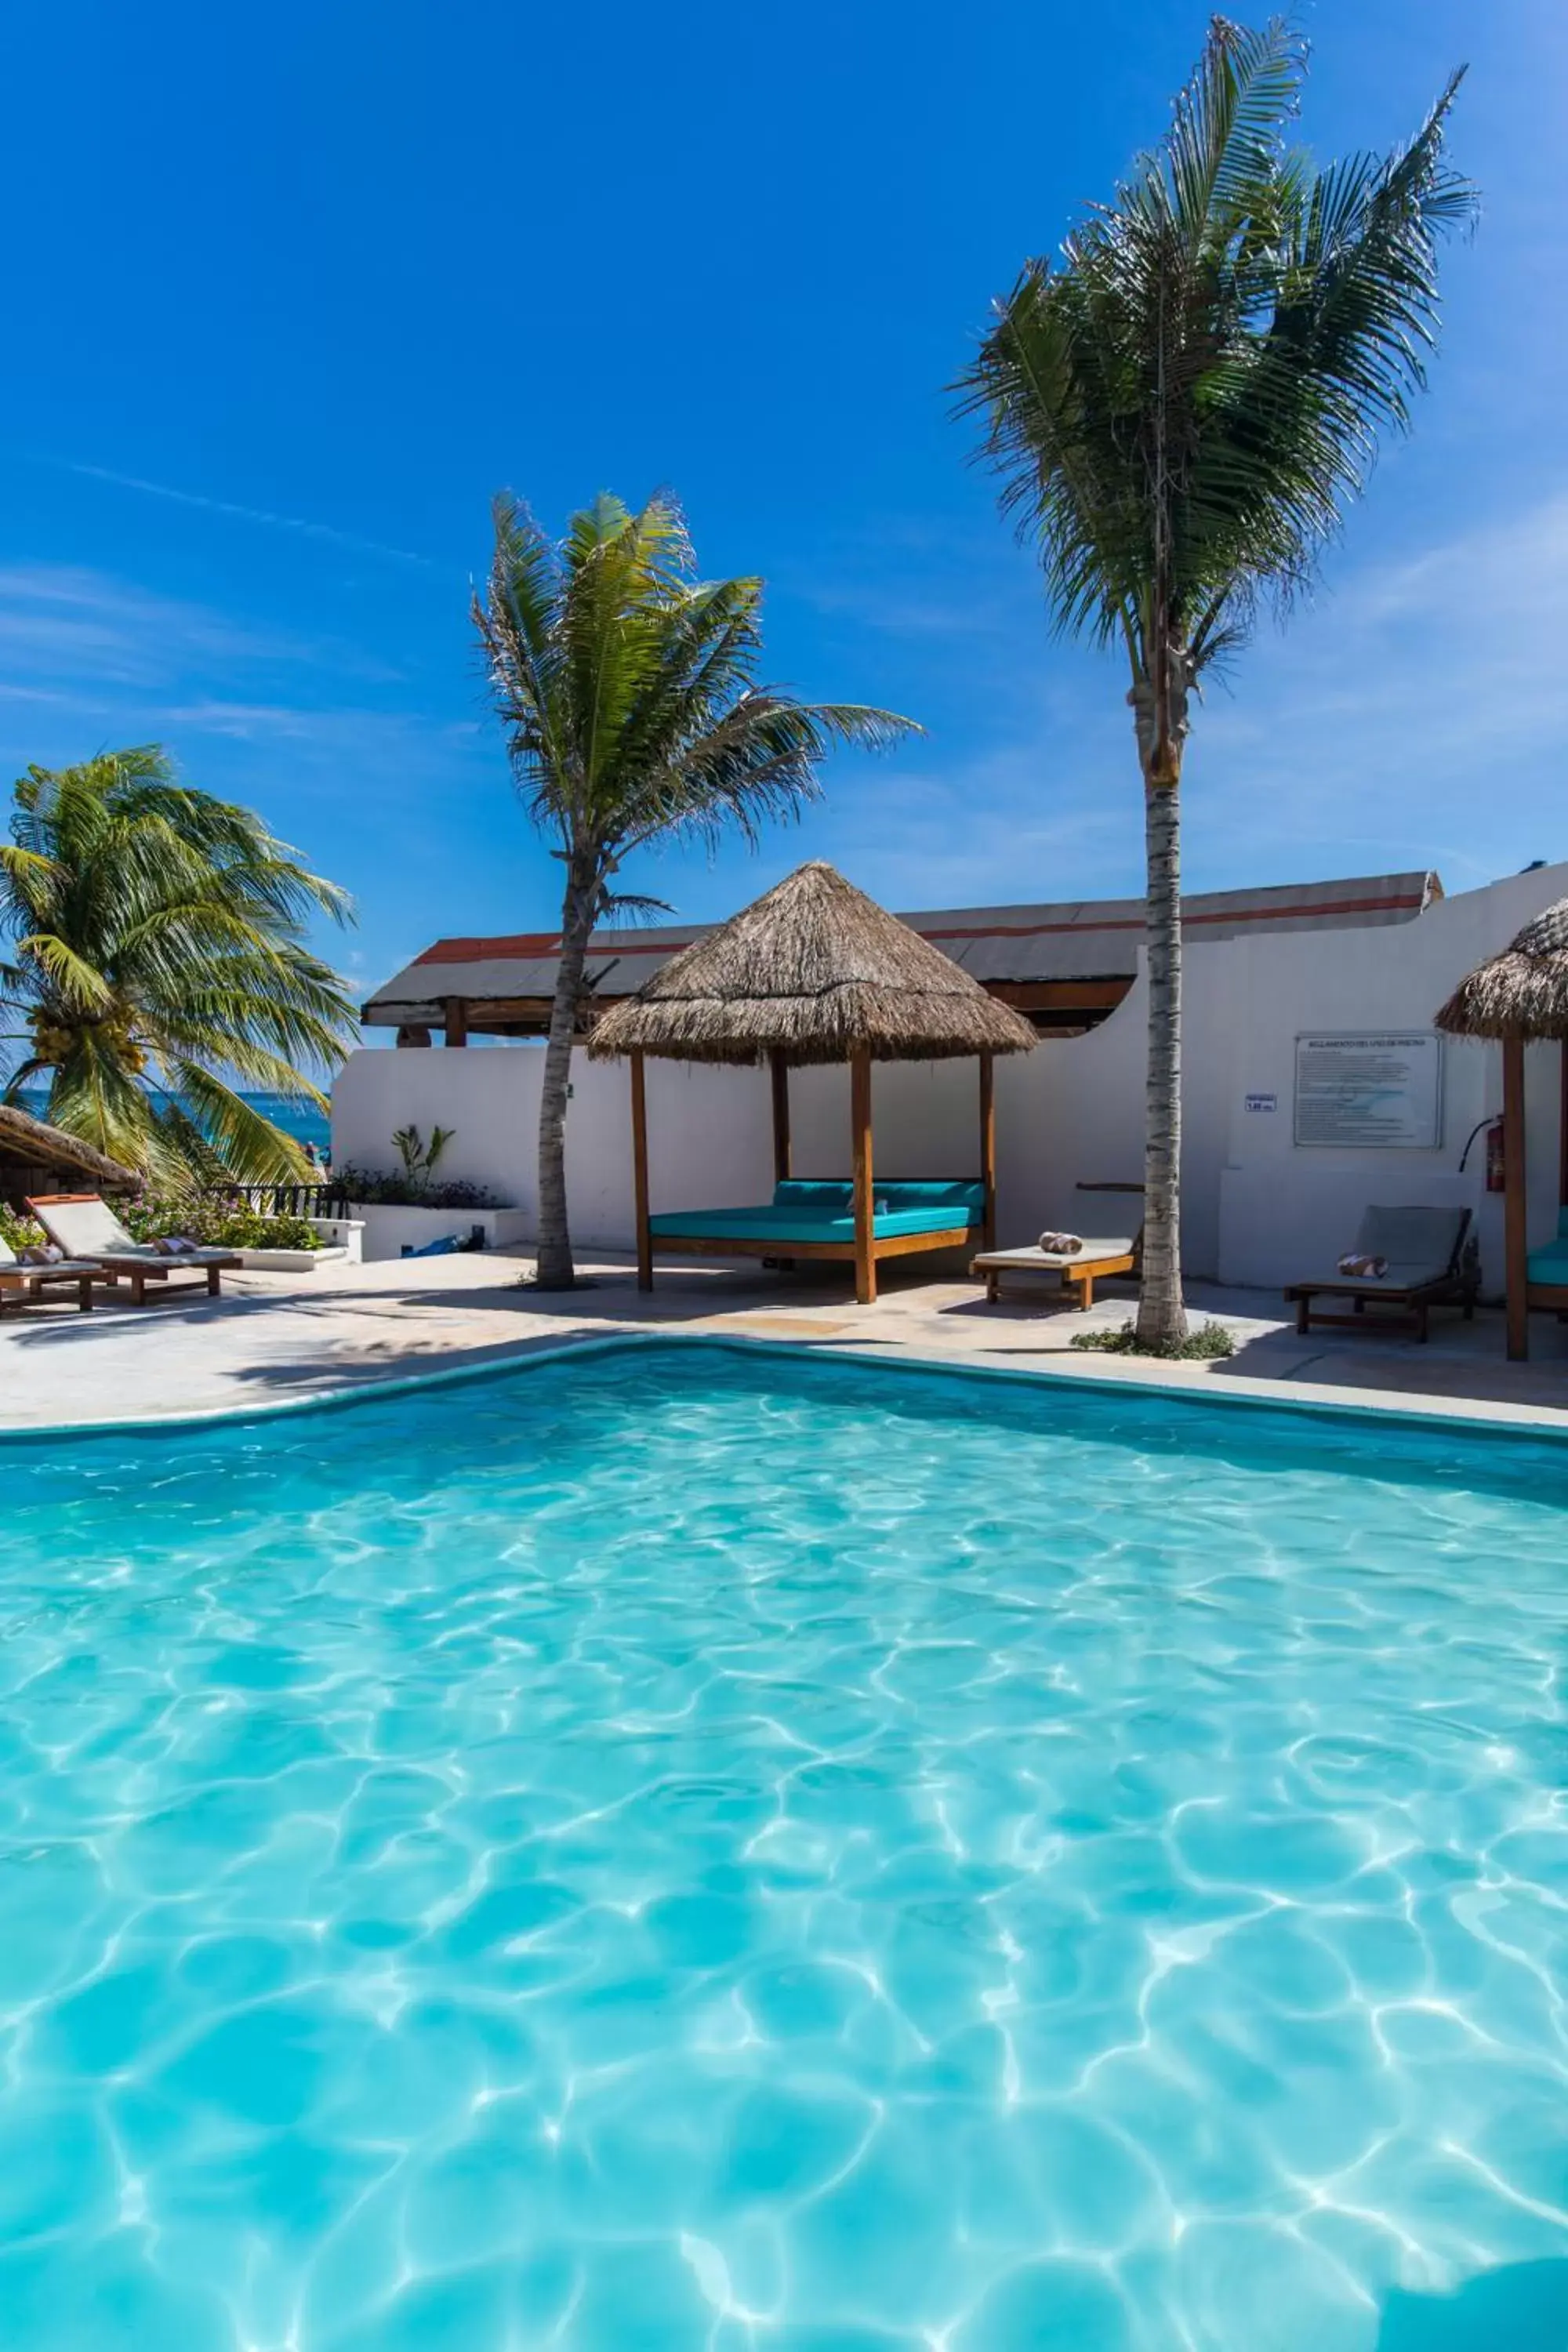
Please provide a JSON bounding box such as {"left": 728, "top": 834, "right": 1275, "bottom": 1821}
{"left": 1294, "top": 1031, "right": 1443, "bottom": 1149}
{"left": 1244, "top": 1092, "right": 1278, "bottom": 1114}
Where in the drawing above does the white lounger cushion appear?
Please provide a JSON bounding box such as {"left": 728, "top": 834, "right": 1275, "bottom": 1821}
{"left": 31, "top": 1196, "right": 233, "bottom": 1265}
{"left": 0, "top": 1232, "right": 99, "bottom": 1278}
{"left": 974, "top": 1238, "right": 1136, "bottom": 1270}
{"left": 1305, "top": 1205, "right": 1468, "bottom": 1292}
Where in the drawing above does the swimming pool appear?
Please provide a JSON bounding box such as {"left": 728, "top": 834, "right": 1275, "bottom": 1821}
{"left": 2, "top": 1339, "right": 1566, "bottom": 2350}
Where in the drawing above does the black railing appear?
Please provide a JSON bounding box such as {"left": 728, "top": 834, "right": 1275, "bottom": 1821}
{"left": 204, "top": 1181, "right": 350, "bottom": 1221}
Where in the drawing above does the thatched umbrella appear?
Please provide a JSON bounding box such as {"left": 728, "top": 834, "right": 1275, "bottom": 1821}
{"left": 0, "top": 1102, "right": 138, "bottom": 1211}
{"left": 1435, "top": 895, "right": 1568, "bottom": 1359}
{"left": 589, "top": 861, "right": 1036, "bottom": 1301}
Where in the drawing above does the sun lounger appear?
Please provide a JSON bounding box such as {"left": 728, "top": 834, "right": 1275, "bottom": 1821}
{"left": 1284, "top": 1205, "right": 1475, "bottom": 1342}
{"left": 27, "top": 1193, "right": 243, "bottom": 1307}
{"left": 971, "top": 1182, "right": 1144, "bottom": 1310}
{"left": 0, "top": 1231, "right": 97, "bottom": 1312}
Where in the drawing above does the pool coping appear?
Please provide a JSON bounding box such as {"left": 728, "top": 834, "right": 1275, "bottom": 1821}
{"left": 5, "top": 1325, "right": 1568, "bottom": 1454}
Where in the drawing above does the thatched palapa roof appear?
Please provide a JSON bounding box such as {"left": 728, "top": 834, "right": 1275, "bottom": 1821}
{"left": 587, "top": 862, "right": 1038, "bottom": 1067}
{"left": 0, "top": 1102, "right": 139, "bottom": 1192}
{"left": 1436, "top": 898, "right": 1568, "bottom": 1041}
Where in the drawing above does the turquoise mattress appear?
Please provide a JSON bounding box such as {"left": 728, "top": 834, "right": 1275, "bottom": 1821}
{"left": 648, "top": 1177, "right": 984, "bottom": 1248}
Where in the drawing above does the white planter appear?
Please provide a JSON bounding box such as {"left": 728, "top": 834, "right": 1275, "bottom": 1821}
{"left": 236, "top": 1244, "right": 350, "bottom": 1273}
{"left": 348, "top": 1204, "right": 531, "bottom": 1263}
{"left": 310, "top": 1216, "right": 365, "bottom": 1263}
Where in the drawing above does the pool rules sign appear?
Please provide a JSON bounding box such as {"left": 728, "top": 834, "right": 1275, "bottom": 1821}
{"left": 1293, "top": 1031, "right": 1443, "bottom": 1149}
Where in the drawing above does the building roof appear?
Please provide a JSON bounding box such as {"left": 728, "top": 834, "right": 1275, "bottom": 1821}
{"left": 1436, "top": 895, "right": 1568, "bottom": 1042}
{"left": 0, "top": 1102, "right": 140, "bottom": 1192}
{"left": 588, "top": 862, "right": 1037, "bottom": 1067}
{"left": 362, "top": 868, "right": 1443, "bottom": 1033}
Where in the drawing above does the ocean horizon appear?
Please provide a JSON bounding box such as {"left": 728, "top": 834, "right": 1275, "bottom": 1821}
{"left": 15, "top": 1087, "right": 332, "bottom": 1159}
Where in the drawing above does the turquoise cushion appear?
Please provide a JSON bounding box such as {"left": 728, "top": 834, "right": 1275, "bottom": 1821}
{"left": 648, "top": 1204, "right": 977, "bottom": 1245}
{"left": 769, "top": 1178, "right": 983, "bottom": 1218}
{"left": 771, "top": 1181, "right": 853, "bottom": 1211}
{"left": 873, "top": 1179, "right": 986, "bottom": 1214}
{"left": 1527, "top": 1240, "right": 1568, "bottom": 1284}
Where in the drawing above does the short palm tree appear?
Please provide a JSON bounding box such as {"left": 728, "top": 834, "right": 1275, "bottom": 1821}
{"left": 1, "top": 747, "right": 356, "bottom": 1185}
{"left": 474, "top": 491, "right": 918, "bottom": 1289}
{"left": 958, "top": 18, "right": 1474, "bottom": 1348}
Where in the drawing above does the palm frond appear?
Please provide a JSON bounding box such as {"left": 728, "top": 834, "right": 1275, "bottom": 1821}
{"left": 2, "top": 746, "right": 356, "bottom": 1186}
{"left": 474, "top": 495, "right": 920, "bottom": 884}
{"left": 957, "top": 19, "right": 1474, "bottom": 684}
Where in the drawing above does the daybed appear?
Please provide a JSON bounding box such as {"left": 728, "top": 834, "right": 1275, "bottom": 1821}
{"left": 647, "top": 1178, "right": 985, "bottom": 1281}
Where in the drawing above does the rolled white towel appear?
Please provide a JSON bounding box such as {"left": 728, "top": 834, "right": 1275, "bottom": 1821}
{"left": 1338, "top": 1251, "right": 1388, "bottom": 1279}
{"left": 1038, "top": 1231, "right": 1083, "bottom": 1256}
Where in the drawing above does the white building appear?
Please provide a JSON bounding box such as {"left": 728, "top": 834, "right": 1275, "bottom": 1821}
{"left": 335, "top": 860, "right": 1568, "bottom": 1292}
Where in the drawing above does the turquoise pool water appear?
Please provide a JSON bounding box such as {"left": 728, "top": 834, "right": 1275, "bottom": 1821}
{"left": 2, "top": 1343, "right": 1566, "bottom": 2350}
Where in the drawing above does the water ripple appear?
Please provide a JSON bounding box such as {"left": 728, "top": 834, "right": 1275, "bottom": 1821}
{"left": 0, "top": 1346, "right": 1565, "bottom": 2349}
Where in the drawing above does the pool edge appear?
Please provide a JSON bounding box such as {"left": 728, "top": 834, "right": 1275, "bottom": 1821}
{"left": 4, "top": 1326, "right": 1568, "bottom": 1454}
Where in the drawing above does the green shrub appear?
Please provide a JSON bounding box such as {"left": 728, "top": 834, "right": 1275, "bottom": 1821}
{"left": 208, "top": 1210, "right": 324, "bottom": 1251}
{"left": 336, "top": 1163, "right": 505, "bottom": 1209}
{"left": 1070, "top": 1318, "right": 1236, "bottom": 1361}
{"left": 121, "top": 1188, "right": 223, "bottom": 1244}
{"left": 0, "top": 1204, "right": 46, "bottom": 1253}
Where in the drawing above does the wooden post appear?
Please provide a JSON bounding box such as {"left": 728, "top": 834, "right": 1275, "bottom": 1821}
{"left": 1504, "top": 1030, "right": 1529, "bottom": 1362}
{"left": 851, "top": 1047, "right": 876, "bottom": 1305}
{"left": 444, "top": 997, "right": 468, "bottom": 1048}
{"left": 770, "top": 1050, "right": 792, "bottom": 1187}
{"left": 1559, "top": 1039, "right": 1568, "bottom": 1209}
{"left": 978, "top": 1051, "right": 996, "bottom": 1251}
{"left": 630, "top": 1050, "right": 652, "bottom": 1292}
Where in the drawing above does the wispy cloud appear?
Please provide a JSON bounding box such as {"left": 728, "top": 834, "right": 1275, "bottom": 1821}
{"left": 0, "top": 563, "right": 406, "bottom": 695}
{"left": 1186, "top": 490, "right": 1568, "bottom": 879}
{"left": 55, "top": 460, "right": 434, "bottom": 570}
{"left": 786, "top": 489, "right": 1568, "bottom": 904}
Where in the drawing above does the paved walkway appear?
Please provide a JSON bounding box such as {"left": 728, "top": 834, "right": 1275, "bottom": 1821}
{"left": 5, "top": 1247, "right": 1568, "bottom": 1432}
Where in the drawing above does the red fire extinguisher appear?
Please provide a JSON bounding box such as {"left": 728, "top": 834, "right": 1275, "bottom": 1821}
{"left": 1460, "top": 1113, "right": 1507, "bottom": 1192}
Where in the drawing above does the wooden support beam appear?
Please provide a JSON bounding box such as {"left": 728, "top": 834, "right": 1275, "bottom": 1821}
{"left": 443, "top": 996, "right": 468, "bottom": 1048}
{"left": 851, "top": 1047, "right": 876, "bottom": 1305}
{"left": 986, "top": 977, "right": 1134, "bottom": 1014}
{"left": 1504, "top": 1030, "right": 1529, "bottom": 1362}
{"left": 1559, "top": 1039, "right": 1568, "bottom": 1210}
{"left": 978, "top": 1051, "right": 996, "bottom": 1252}
{"left": 630, "top": 1051, "right": 652, "bottom": 1292}
{"left": 770, "top": 1050, "right": 792, "bottom": 1186}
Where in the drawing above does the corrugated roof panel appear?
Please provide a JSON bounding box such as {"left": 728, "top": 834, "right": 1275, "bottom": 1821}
{"left": 361, "top": 871, "right": 1440, "bottom": 1022}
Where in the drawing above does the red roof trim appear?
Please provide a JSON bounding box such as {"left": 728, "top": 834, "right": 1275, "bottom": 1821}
{"left": 410, "top": 889, "right": 1427, "bottom": 969}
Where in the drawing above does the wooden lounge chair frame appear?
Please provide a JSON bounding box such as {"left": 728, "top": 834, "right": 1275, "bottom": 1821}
{"left": 971, "top": 1182, "right": 1145, "bottom": 1311}
{"left": 1283, "top": 1208, "right": 1476, "bottom": 1343}
{"left": 26, "top": 1194, "right": 243, "bottom": 1307}
{"left": 0, "top": 1258, "right": 96, "bottom": 1312}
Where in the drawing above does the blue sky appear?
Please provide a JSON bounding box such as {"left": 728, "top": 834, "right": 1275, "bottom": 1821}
{"left": 2, "top": 0, "right": 1563, "bottom": 1020}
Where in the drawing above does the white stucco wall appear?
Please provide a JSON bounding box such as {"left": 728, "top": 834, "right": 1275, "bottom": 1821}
{"left": 332, "top": 861, "right": 1568, "bottom": 1294}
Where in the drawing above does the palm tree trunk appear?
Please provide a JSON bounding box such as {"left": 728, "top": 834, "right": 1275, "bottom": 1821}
{"left": 1136, "top": 774, "right": 1186, "bottom": 1349}
{"left": 534, "top": 864, "right": 597, "bottom": 1290}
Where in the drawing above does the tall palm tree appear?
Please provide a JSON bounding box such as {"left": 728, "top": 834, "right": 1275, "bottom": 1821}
{"left": 474, "top": 490, "right": 918, "bottom": 1290}
{"left": 958, "top": 18, "right": 1474, "bottom": 1347}
{"left": 1, "top": 746, "right": 356, "bottom": 1185}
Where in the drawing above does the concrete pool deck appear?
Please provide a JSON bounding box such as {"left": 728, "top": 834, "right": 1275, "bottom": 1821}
{"left": 4, "top": 1246, "right": 1568, "bottom": 1432}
